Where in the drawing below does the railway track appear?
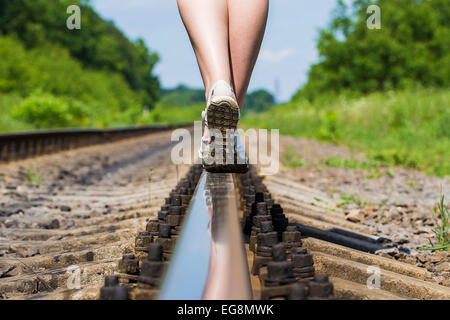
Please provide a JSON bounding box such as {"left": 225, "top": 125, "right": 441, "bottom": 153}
{"left": 0, "top": 125, "right": 185, "bottom": 162}
{"left": 0, "top": 127, "right": 449, "bottom": 300}
{"left": 96, "top": 165, "right": 335, "bottom": 300}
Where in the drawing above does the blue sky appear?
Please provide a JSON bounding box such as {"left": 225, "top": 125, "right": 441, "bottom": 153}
{"left": 92, "top": 0, "right": 338, "bottom": 102}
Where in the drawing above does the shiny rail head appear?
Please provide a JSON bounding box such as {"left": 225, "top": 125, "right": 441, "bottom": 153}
{"left": 158, "top": 171, "right": 252, "bottom": 300}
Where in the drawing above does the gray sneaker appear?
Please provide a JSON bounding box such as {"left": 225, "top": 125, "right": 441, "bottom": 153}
{"left": 200, "top": 80, "right": 248, "bottom": 173}
{"left": 203, "top": 80, "right": 240, "bottom": 132}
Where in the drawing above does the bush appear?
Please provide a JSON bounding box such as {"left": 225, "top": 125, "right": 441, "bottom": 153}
{"left": 243, "top": 89, "right": 275, "bottom": 113}
{"left": 0, "top": 35, "right": 150, "bottom": 130}
{"left": 12, "top": 93, "right": 89, "bottom": 129}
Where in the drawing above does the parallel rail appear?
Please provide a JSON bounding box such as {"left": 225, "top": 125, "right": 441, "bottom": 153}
{"left": 0, "top": 125, "right": 188, "bottom": 162}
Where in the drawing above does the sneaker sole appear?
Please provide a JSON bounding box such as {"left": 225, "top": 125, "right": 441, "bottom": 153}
{"left": 206, "top": 100, "right": 240, "bottom": 134}
{"left": 203, "top": 100, "right": 247, "bottom": 173}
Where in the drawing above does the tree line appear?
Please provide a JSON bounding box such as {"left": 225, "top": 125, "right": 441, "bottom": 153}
{"left": 295, "top": 0, "right": 450, "bottom": 101}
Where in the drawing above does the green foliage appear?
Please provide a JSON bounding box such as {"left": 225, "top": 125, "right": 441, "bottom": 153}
{"left": 24, "top": 166, "right": 43, "bottom": 185}
{"left": 0, "top": 92, "right": 28, "bottom": 131}
{"left": 0, "top": 0, "right": 160, "bottom": 107}
{"left": 241, "top": 88, "right": 450, "bottom": 176}
{"left": 243, "top": 1, "right": 449, "bottom": 177}
{"left": 0, "top": 0, "right": 164, "bottom": 132}
{"left": 319, "top": 157, "right": 383, "bottom": 179}
{"left": 282, "top": 147, "right": 307, "bottom": 168}
{"left": 243, "top": 89, "right": 275, "bottom": 113}
{"left": 337, "top": 193, "right": 367, "bottom": 208}
{"left": 161, "top": 85, "right": 205, "bottom": 107}
{"left": 138, "top": 102, "right": 204, "bottom": 126}
{"left": 0, "top": 35, "right": 150, "bottom": 130}
{"left": 0, "top": 36, "right": 138, "bottom": 107}
{"left": 159, "top": 85, "right": 276, "bottom": 114}
{"left": 364, "top": 168, "right": 382, "bottom": 180}
{"left": 146, "top": 86, "right": 276, "bottom": 126}
{"left": 12, "top": 93, "right": 87, "bottom": 129}
{"left": 295, "top": 0, "right": 450, "bottom": 101}
{"left": 320, "top": 157, "right": 381, "bottom": 170}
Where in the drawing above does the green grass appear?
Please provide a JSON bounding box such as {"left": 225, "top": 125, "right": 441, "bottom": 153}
{"left": 406, "top": 181, "right": 417, "bottom": 189}
{"left": 319, "top": 157, "right": 382, "bottom": 170}
{"left": 386, "top": 169, "right": 395, "bottom": 178}
{"left": 241, "top": 88, "right": 450, "bottom": 177}
{"left": 0, "top": 93, "right": 33, "bottom": 132}
{"left": 281, "top": 147, "right": 307, "bottom": 168}
{"left": 318, "top": 157, "right": 384, "bottom": 179}
{"left": 419, "top": 192, "right": 449, "bottom": 252}
{"left": 337, "top": 193, "right": 367, "bottom": 208}
{"left": 365, "top": 168, "right": 383, "bottom": 180}
{"left": 24, "top": 166, "right": 42, "bottom": 185}
{"left": 137, "top": 102, "right": 204, "bottom": 126}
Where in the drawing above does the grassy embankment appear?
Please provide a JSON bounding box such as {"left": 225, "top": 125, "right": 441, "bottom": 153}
{"left": 241, "top": 88, "right": 449, "bottom": 177}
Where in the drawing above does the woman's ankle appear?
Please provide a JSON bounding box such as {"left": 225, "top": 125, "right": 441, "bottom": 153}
{"left": 206, "top": 79, "right": 237, "bottom": 102}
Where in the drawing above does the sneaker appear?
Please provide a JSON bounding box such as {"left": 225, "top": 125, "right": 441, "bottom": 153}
{"left": 200, "top": 81, "right": 248, "bottom": 173}
{"left": 203, "top": 80, "right": 240, "bottom": 133}
{"left": 199, "top": 129, "right": 249, "bottom": 174}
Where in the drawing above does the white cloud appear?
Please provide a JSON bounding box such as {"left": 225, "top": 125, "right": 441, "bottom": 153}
{"left": 259, "top": 48, "right": 295, "bottom": 62}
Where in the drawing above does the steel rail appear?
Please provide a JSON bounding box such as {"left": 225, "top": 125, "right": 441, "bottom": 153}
{"left": 158, "top": 171, "right": 252, "bottom": 300}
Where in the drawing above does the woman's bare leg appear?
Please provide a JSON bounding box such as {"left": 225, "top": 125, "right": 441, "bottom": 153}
{"left": 176, "top": 0, "right": 233, "bottom": 101}
{"left": 177, "top": 0, "right": 268, "bottom": 173}
{"left": 228, "top": 0, "right": 269, "bottom": 107}
{"left": 177, "top": 0, "right": 268, "bottom": 107}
